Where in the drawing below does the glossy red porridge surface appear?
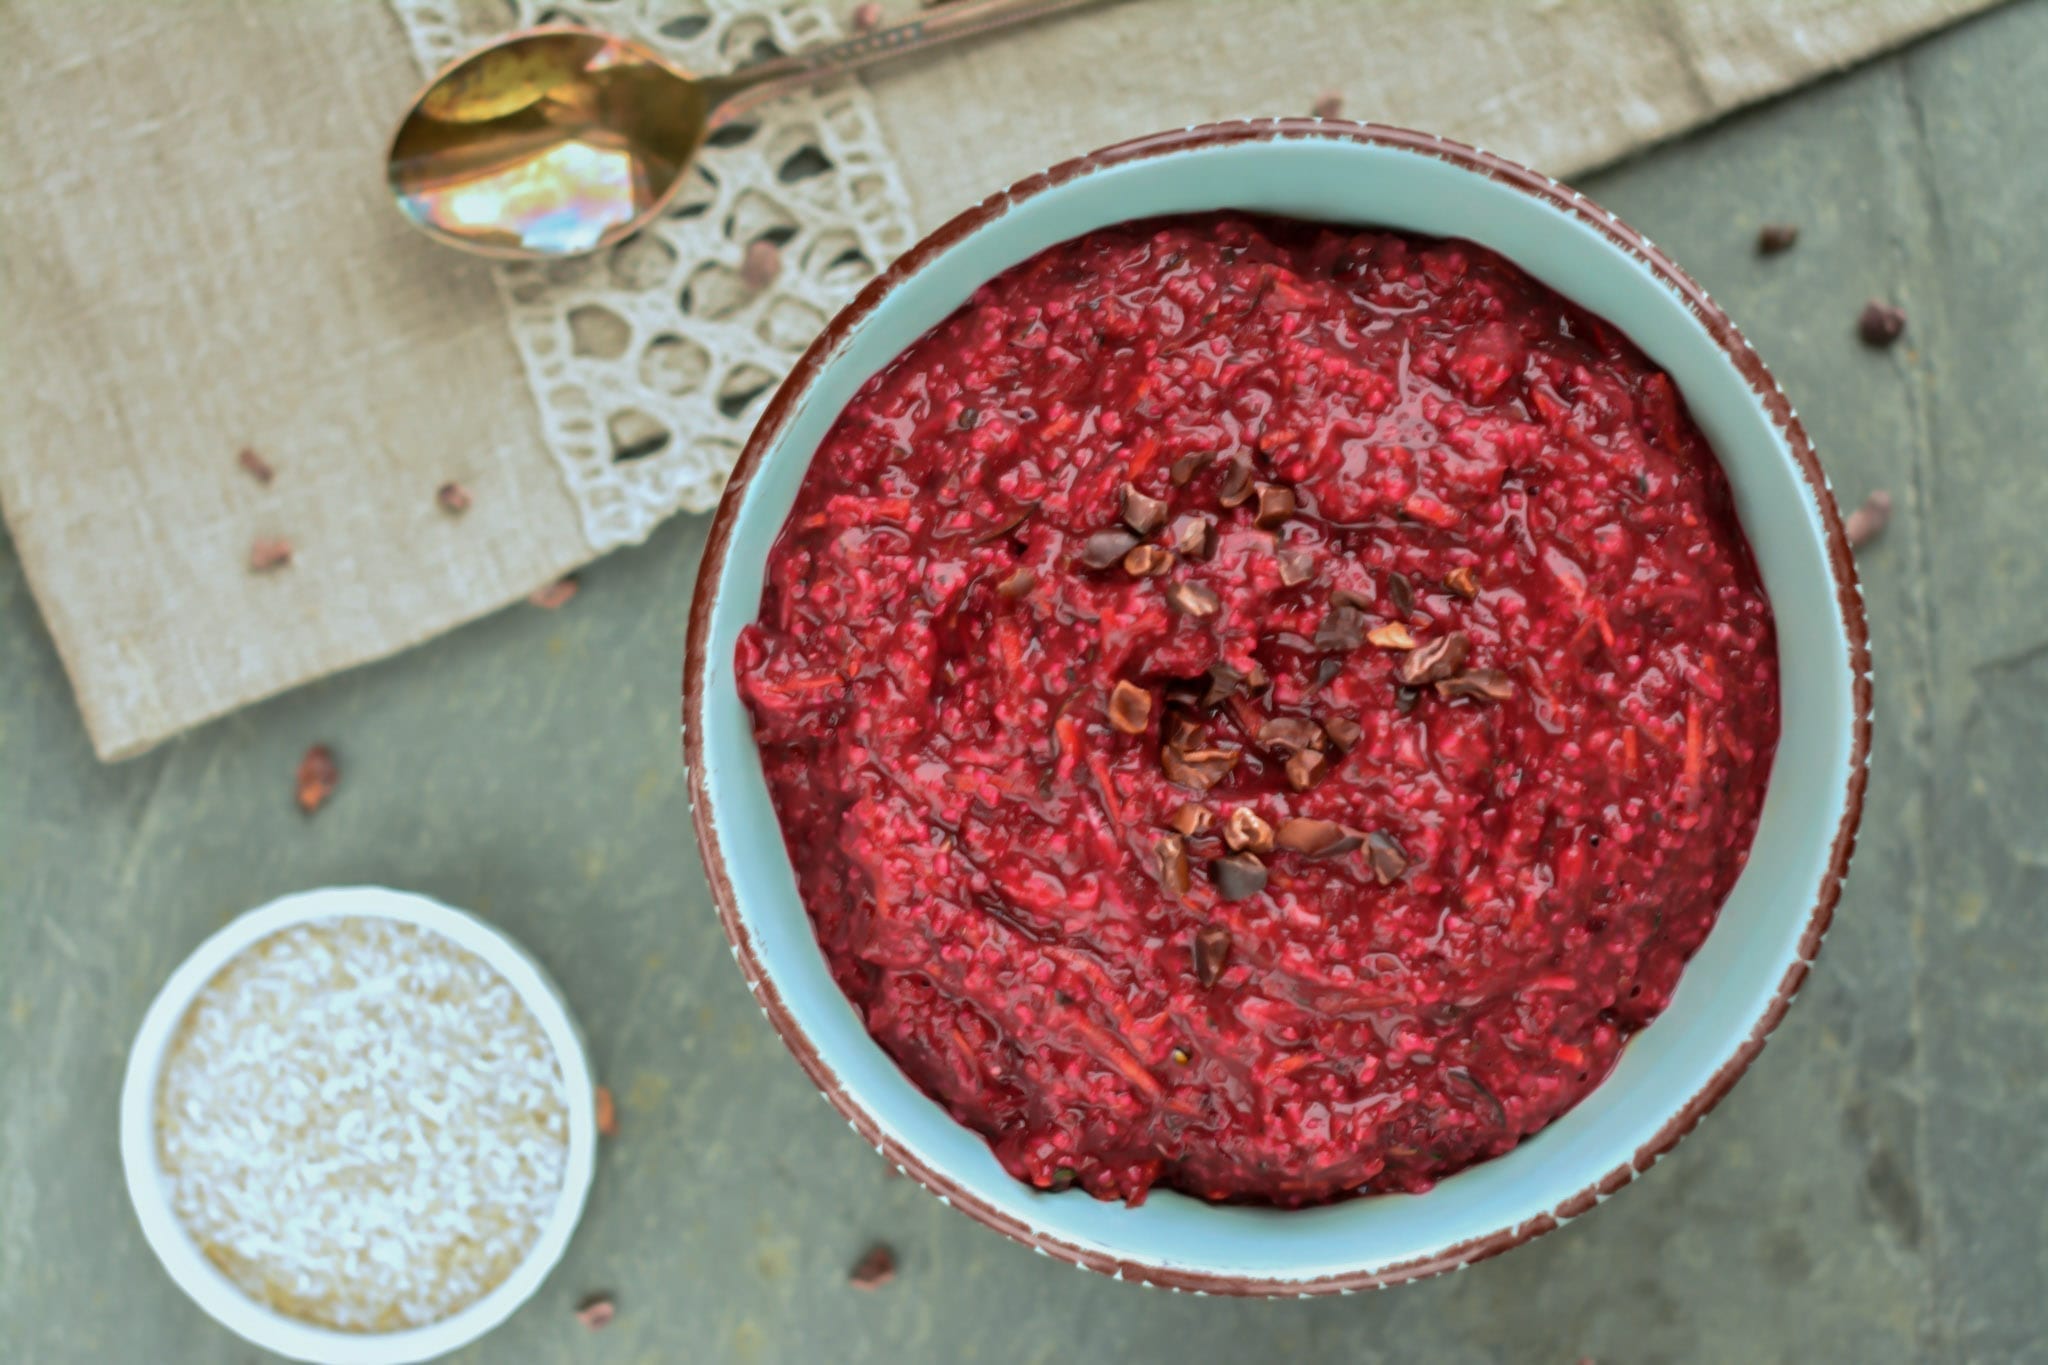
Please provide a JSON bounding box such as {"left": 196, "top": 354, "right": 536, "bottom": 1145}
{"left": 737, "top": 215, "right": 1779, "bottom": 1207}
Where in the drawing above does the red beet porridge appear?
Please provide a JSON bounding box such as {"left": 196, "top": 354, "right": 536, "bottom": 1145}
{"left": 737, "top": 214, "right": 1779, "bottom": 1207}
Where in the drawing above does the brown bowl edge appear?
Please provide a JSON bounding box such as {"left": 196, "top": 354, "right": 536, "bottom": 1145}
{"left": 683, "top": 119, "right": 1874, "bottom": 1297}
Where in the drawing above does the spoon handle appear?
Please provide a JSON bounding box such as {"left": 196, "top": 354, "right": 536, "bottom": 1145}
{"left": 703, "top": 0, "right": 1118, "bottom": 121}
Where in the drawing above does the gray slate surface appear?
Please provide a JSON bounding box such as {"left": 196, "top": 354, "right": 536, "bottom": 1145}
{"left": 4, "top": 5, "right": 2045, "bottom": 1360}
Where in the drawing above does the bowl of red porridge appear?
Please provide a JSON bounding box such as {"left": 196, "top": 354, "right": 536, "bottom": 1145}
{"left": 684, "top": 121, "right": 1869, "bottom": 1293}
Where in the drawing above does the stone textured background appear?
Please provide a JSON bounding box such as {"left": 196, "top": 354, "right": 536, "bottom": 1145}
{"left": 3, "top": 3, "right": 2043, "bottom": 1360}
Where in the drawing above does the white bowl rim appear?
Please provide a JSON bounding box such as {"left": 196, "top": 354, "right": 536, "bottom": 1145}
{"left": 119, "top": 885, "right": 598, "bottom": 1363}
{"left": 684, "top": 119, "right": 1872, "bottom": 1296}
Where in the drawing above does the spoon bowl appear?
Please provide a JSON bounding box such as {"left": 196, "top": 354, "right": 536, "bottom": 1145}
{"left": 388, "top": 29, "right": 708, "bottom": 260}
{"left": 385, "top": 1, "right": 1114, "bottom": 260}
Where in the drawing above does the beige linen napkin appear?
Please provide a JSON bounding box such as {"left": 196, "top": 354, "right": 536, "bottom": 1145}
{"left": 0, "top": 0, "right": 1997, "bottom": 760}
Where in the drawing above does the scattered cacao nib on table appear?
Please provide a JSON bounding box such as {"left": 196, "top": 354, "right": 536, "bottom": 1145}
{"left": 594, "top": 1084, "right": 618, "bottom": 1138}
{"left": 1755, "top": 222, "right": 1800, "bottom": 255}
{"left": 575, "top": 1293, "right": 616, "bottom": 1330}
{"left": 436, "top": 481, "right": 472, "bottom": 514}
{"left": 236, "top": 447, "right": 276, "bottom": 484}
{"left": 294, "top": 744, "right": 338, "bottom": 816}
{"left": 528, "top": 576, "right": 580, "bottom": 609}
{"left": 847, "top": 1243, "right": 897, "bottom": 1290}
{"left": 1311, "top": 91, "right": 1344, "bottom": 118}
{"left": 248, "top": 537, "right": 293, "bottom": 573}
{"left": 1844, "top": 489, "right": 1893, "bottom": 548}
{"left": 1858, "top": 299, "right": 1907, "bottom": 347}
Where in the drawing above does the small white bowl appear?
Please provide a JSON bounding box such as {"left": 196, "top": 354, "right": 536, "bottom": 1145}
{"left": 685, "top": 122, "right": 1872, "bottom": 1294}
{"left": 120, "top": 886, "right": 598, "bottom": 1363}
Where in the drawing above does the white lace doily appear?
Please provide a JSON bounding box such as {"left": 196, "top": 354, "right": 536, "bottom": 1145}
{"left": 389, "top": 0, "right": 918, "bottom": 549}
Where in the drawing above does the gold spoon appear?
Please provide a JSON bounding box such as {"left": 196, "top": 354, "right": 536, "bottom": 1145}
{"left": 387, "top": 0, "right": 1112, "bottom": 260}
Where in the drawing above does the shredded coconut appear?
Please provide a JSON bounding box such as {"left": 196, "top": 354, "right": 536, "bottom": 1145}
{"left": 156, "top": 916, "right": 570, "bottom": 1332}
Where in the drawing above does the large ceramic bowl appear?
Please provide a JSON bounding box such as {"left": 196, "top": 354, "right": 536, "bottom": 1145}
{"left": 684, "top": 121, "right": 1871, "bottom": 1294}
